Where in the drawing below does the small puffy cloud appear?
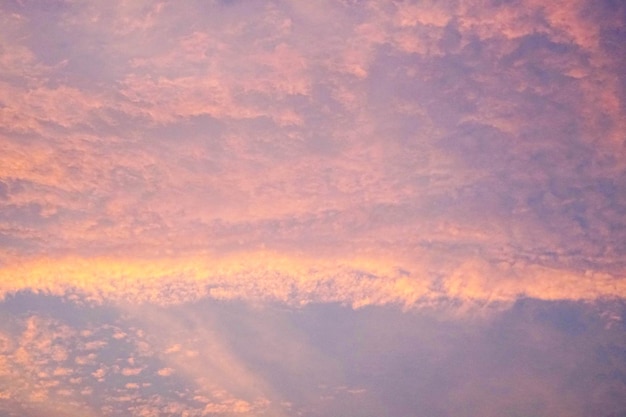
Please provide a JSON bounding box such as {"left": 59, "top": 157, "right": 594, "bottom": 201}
{"left": 92, "top": 367, "right": 107, "bottom": 380}
{"left": 121, "top": 367, "right": 143, "bottom": 376}
{"left": 157, "top": 367, "right": 174, "bottom": 377}
{"left": 165, "top": 344, "right": 182, "bottom": 354}
{"left": 75, "top": 353, "right": 98, "bottom": 366}
{"left": 52, "top": 367, "right": 73, "bottom": 377}
{"left": 112, "top": 330, "right": 127, "bottom": 340}
{"left": 83, "top": 340, "right": 108, "bottom": 350}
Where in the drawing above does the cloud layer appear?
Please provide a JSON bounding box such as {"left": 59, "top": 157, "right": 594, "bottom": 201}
{"left": 0, "top": 0, "right": 625, "bottom": 308}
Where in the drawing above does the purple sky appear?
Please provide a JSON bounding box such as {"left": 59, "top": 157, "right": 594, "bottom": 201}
{"left": 1, "top": 0, "right": 625, "bottom": 416}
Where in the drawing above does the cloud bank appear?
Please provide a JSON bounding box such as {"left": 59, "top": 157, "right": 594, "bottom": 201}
{"left": 0, "top": 0, "right": 625, "bottom": 308}
{"left": 1, "top": 253, "right": 624, "bottom": 308}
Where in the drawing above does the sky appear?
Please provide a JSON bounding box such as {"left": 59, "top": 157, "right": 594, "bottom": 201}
{"left": 0, "top": 0, "right": 625, "bottom": 416}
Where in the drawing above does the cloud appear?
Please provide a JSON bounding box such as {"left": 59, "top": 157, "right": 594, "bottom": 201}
{"left": 0, "top": 315, "right": 103, "bottom": 417}
{"left": 156, "top": 367, "right": 174, "bottom": 377}
{"left": 0, "top": 0, "right": 624, "bottom": 314}
{"left": 0, "top": 306, "right": 277, "bottom": 417}
{"left": 1, "top": 291, "right": 625, "bottom": 416}
{"left": 0, "top": 252, "right": 623, "bottom": 309}
{"left": 121, "top": 367, "right": 143, "bottom": 376}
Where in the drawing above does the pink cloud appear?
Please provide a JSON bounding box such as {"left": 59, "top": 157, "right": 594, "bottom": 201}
{"left": 121, "top": 367, "right": 143, "bottom": 376}
{"left": 0, "top": 0, "right": 623, "bottom": 319}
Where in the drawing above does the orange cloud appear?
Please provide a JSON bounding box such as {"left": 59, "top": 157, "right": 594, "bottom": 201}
{"left": 0, "top": 252, "right": 623, "bottom": 308}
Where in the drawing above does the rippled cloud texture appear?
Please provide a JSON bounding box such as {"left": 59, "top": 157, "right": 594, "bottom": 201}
{"left": 1, "top": 0, "right": 626, "bottom": 416}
